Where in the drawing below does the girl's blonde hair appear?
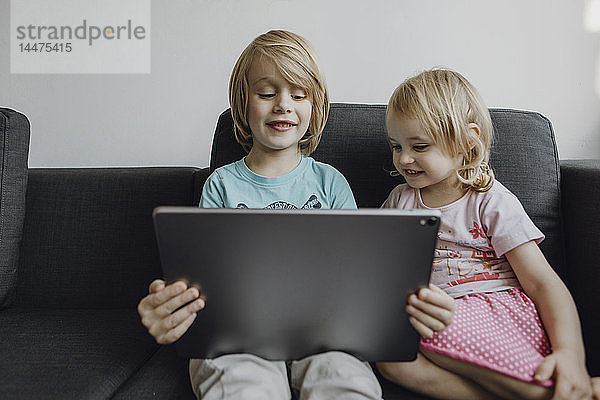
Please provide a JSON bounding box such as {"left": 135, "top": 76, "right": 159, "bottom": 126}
{"left": 229, "top": 30, "right": 329, "bottom": 155}
{"left": 388, "top": 69, "right": 495, "bottom": 191}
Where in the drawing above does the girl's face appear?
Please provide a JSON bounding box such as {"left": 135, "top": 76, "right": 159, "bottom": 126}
{"left": 246, "top": 59, "right": 312, "bottom": 156}
{"left": 386, "top": 113, "right": 465, "bottom": 204}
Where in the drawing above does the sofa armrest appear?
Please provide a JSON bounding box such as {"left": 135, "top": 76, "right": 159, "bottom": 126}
{"left": 560, "top": 159, "right": 600, "bottom": 375}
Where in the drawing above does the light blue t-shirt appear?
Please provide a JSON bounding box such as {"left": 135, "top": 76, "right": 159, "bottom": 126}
{"left": 200, "top": 156, "right": 357, "bottom": 210}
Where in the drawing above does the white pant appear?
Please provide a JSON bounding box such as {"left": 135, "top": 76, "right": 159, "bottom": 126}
{"left": 189, "top": 352, "right": 383, "bottom": 400}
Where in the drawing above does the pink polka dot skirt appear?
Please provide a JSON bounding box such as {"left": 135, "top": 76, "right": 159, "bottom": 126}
{"left": 420, "top": 288, "right": 554, "bottom": 387}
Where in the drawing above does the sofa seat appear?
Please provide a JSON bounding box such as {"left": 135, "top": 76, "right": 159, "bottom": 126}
{"left": 0, "top": 308, "right": 157, "bottom": 400}
{"left": 111, "top": 346, "right": 195, "bottom": 399}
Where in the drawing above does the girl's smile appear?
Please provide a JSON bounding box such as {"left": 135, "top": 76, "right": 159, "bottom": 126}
{"left": 403, "top": 168, "right": 424, "bottom": 176}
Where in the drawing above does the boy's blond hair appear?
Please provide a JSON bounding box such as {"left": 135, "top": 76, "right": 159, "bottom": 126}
{"left": 229, "top": 30, "right": 329, "bottom": 155}
{"left": 387, "top": 69, "right": 495, "bottom": 191}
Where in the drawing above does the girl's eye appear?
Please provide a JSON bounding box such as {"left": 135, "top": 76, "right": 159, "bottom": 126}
{"left": 413, "top": 145, "right": 428, "bottom": 152}
{"left": 391, "top": 145, "right": 402, "bottom": 152}
{"left": 292, "top": 94, "right": 307, "bottom": 100}
{"left": 258, "top": 93, "right": 275, "bottom": 98}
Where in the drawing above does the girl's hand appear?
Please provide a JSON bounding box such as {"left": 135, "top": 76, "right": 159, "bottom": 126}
{"left": 406, "top": 284, "right": 455, "bottom": 339}
{"left": 137, "top": 279, "right": 205, "bottom": 344}
{"left": 592, "top": 377, "right": 600, "bottom": 400}
{"left": 534, "top": 349, "right": 592, "bottom": 400}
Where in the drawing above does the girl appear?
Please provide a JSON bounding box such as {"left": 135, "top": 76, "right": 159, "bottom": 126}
{"left": 138, "top": 31, "right": 453, "bottom": 400}
{"left": 376, "top": 69, "right": 599, "bottom": 400}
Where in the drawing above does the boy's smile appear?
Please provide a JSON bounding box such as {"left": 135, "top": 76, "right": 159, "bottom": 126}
{"left": 266, "top": 119, "right": 298, "bottom": 132}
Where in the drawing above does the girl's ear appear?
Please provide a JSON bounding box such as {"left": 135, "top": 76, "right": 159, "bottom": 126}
{"left": 467, "top": 123, "right": 481, "bottom": 150}
{"left": 468, "top": 123, "right": 481, "bottom": 136}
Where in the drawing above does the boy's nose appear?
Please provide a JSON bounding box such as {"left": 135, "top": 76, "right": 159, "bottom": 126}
{"left": 274, "top": 97, "right": 292, "bottom": 113}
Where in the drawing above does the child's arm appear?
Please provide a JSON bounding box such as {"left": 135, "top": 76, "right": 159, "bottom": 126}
{"left": 406, "top": 284, "right": 455, "bottom": 339}
{"left": 137, "top": 279, "right": 205, "bottom": 344}
{"left": 506, "top": 241, "right": 592, "bottom": 399}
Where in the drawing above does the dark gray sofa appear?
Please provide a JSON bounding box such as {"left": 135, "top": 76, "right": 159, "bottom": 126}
{"left": 0, "top": 104, "right": 598, "bottom": 399}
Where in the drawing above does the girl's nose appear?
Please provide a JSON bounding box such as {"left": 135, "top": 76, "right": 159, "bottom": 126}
{"left": 398, "top": 150, "right": 414, "bottom": 165}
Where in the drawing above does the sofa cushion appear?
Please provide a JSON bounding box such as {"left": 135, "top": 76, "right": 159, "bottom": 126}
{"left": 0, "top": 108, "right": 30, "bottom": 308}
{"left": 210, "top": 104, "right": 564, "bottom": 274}
{"left": 487, "top": 109, "right": 565, "bottom": 276}
{"left": 16, "top": 167, "right": 199, "bottom": 309}
{"left": 0, "top": 308, "right": 157, "bottom": 400}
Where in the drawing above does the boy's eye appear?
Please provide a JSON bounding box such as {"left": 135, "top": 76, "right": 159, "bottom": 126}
{"left": 391, "top": 145, "right": 402, "bottom": 152}
{"left": 413, "top": 145, "right": 428, "bottom": 152}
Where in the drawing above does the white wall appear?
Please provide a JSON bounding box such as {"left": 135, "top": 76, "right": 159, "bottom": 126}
{"left": 1, "top": 0, "right": 599, "bottom": 167}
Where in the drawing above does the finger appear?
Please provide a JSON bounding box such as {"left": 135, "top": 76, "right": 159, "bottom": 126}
{"left": 157, "top": 312, "right": 198, "bottom": 345}
{"left": 409, "top": 315, "right": 434, "bottom": 339}
{"left": 149, "top": 279, "right": 166, "bottom": 294}
{"left": 166, "top": 297, "right": 203, "bottom": 327}
{"left": 408, "top": 294, "right": 454, "bottom": 327}
{"left": 139, "top": 282, "right": 174, "bottom": 320}
{"left": 428, "top": 283, "right": 444, "bottom": 293}
{"left": 155, "top": 298, "right": 204, "bottom": 341}
{"left": 592, "top": 377, "right": 600, "bottom": 400}
{"left": 535, "top": 355, "right": 556, "bottom": 382}
{"left": 550, "top": 379, "right": 566, "bottom": 400}
{"left": 406, "top": 302, "right": 447, "bottom": 333}
{"left": 156, "top": 287, "right": 201, "bottom": 317}
{"left": 145, "top": 281, "right": 189, "bottom": 308}
{"left": 419, "top": 286, "right": 456, "bottom": 312}
{"left": 427, "top": 284, "right": 454, "bottom": 301}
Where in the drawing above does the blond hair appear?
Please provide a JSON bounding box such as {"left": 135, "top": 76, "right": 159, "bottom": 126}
{"left": 228, "top": 30, "right": 329, "bottom": 155}
{"left": 387, "top": 69, "right": 494, "bottom": 191}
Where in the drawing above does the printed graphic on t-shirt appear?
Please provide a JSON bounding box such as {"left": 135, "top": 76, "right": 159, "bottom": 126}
{"left": 468, "top": 221, "right": 486, "bottom": 240}
{"left": 236, "top": 194, "right": 322, "bottom": 210}
{"left": 432, "top": 244, "right": 509, "bottom": 289}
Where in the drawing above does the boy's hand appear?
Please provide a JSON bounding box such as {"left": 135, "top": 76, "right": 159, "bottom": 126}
{"left": 534, "top": 349, "right": 592, "bottom": 400}
{"left": 406, "top": 284, "right": 455, "bottom": 339}
{"left": 137, "top": 279, "right": 205, "bottom": 344}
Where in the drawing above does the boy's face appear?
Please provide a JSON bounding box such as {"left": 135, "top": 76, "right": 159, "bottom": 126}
{"left": 246, "top": 59, "right": 312, "bottom": 155}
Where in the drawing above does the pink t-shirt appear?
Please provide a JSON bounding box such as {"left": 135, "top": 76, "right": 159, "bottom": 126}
{"left": 382, "top": 181, "right": 544, "bottom": 298}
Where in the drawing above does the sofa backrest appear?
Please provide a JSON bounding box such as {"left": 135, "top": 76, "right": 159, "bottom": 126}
{"left": 210, "top": 104, "right": 565, "bottom": 276}
{"left": 15, "top": 167, "right": 203, "bottom": 309}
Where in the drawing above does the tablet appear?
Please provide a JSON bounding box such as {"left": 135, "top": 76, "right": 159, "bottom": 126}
{"left": 153, "top": 207, "right": 440, "bottom": 361}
